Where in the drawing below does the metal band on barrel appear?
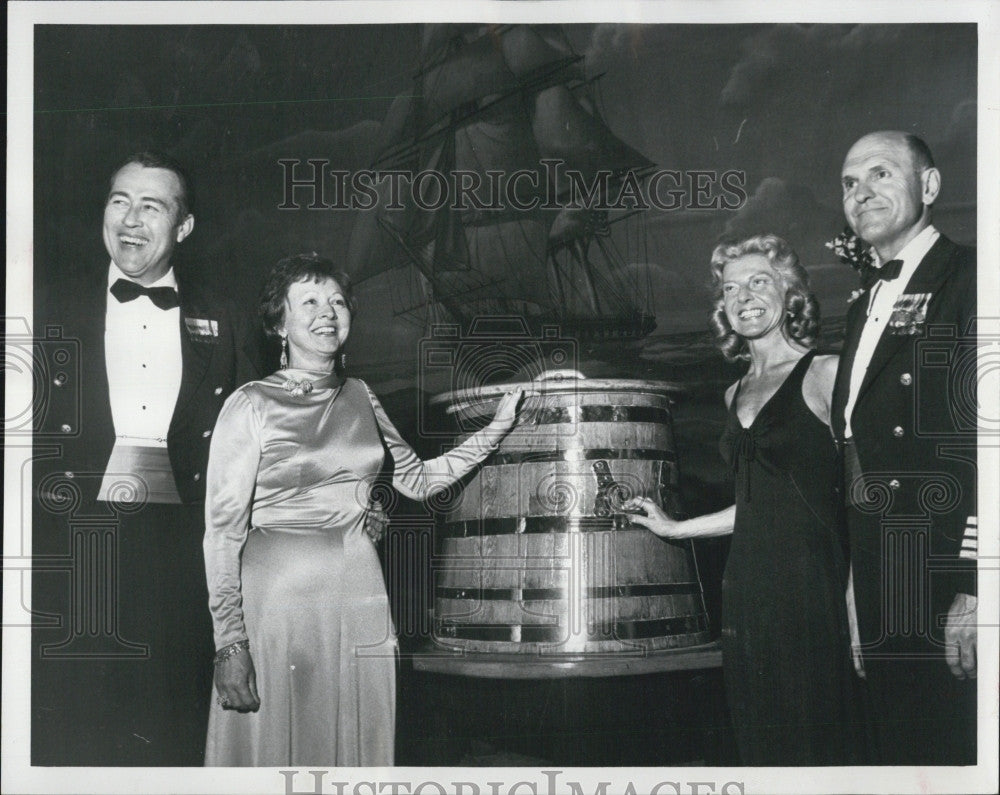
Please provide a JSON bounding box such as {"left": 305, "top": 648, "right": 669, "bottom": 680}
{"left": 436, "top": 583, "right": 703, "bottom": 600}
{"left": 437, "top": 512, "right": 680, "bottom": 537}
{"left": 488, "top": 448, "right": 678, "bottom": 465}
{"left": 436, "top": 614, "right": 710, "bottom": 643}
{"left": 459, "top": 405, "right": 672, "bottom": 426}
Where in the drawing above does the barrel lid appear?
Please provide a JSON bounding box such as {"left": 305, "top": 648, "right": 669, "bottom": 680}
{"left": 430, "top": 369, "right": 686, "bottom": 406}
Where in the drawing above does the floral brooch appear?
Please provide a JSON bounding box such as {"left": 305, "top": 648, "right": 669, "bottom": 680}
{"left": 825, "top": 228, "right": 875, "bottom": 304}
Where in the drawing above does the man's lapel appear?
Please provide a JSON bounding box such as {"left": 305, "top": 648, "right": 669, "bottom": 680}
{"left": 856, "top": 235, "right": 959, "bottom": 402}
{"left": 82, "top": 274, "right": 116, "bottom": 461}
{"left": 171, "top": 284, "right": 219, "bottom": 426}
{"left": 832, "top": 295, "right": 867, "bottom": 441}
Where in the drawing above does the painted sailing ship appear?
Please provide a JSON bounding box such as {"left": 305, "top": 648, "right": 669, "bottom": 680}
{"left": 347, "top": 23, "right": 658, "bottom": 340}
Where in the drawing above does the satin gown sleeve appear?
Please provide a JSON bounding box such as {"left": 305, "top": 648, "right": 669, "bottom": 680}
{"left": 203, "top": 388, "right": 262, "bottom": 651}
{"left": 363, "top": 383, "right": 500, "bottom": 501}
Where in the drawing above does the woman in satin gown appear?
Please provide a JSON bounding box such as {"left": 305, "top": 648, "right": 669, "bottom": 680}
{"left": 627, "top": 234, "right": 867, "bottom": 765}
{"left": 202, "top": 253, "right": 521, "bottom": 766}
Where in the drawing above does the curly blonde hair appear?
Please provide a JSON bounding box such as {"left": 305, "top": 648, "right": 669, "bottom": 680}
{"left": 708, "top": 233, "right": 819, "bottom": 362}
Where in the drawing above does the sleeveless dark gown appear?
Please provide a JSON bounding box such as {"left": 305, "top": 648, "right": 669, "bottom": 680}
{"left": 719, "top": 351, "right": 866, "bottom": 765}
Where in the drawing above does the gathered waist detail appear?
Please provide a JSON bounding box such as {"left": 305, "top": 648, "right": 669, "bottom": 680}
{"left": 249, "top": 517, "right": 364, "bottom": 537}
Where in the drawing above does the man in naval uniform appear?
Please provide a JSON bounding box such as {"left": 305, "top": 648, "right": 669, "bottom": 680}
{"left": 32, "top": 151, "right": 263, "bottom": 765}
{"left": 833, "top": 131, "right": 977, "bottom": 764}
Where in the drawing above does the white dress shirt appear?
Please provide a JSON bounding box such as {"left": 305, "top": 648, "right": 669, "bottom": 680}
{"left": 843, "top": 225, "right": 939, "bottom": 438}
{"left": 104, "top": 263, "right": 184, "bottom": 446}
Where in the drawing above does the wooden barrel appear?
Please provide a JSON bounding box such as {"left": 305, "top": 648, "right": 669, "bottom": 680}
{"left": 430, "top": 371, "right": 711, "bottom": 654}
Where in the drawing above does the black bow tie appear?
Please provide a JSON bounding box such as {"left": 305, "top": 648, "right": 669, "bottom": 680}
{"left": 860, "top": 259, "right": 903, "bottom": 291}
{"left": 110, "top": 278, "right": 180, "bottom": 310}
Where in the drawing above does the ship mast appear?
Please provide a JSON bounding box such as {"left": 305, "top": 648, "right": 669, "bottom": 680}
{"left": 347, "top": 23, "right": 658, "bottom": 339}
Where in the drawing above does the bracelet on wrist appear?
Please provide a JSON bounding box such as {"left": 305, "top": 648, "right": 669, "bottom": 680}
{"left": 214, "top": 639, "right": 249, "bottom": 665}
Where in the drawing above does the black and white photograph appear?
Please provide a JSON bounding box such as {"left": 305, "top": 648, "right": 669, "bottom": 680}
{"left": 4, "top": 1, "right": 998, "bottom": 793}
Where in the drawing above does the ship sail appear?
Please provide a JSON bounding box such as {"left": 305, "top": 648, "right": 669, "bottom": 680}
{"left": 347, "top": 23, "right": 657, "bottom": 339}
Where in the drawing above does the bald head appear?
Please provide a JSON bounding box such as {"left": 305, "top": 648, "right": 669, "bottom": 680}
{"left": 847, "top": 131, "right": 935, "bottom": 173}
{"left": 840, "top": 131, "right": 941, "bottom": 261}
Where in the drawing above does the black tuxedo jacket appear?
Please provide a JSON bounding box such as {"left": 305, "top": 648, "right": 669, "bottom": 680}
{"left": 831, "top": 233, "right": 977, "bottom": 603}
{"left": 35, "top": 266, "right": 263, "bottom": 505}
{"left": 31, "top": 267, "right": 262, "bottom": 765}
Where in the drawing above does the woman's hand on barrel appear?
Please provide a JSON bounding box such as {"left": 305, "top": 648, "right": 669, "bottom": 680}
{"left": 214, "top": 646, "right": 261, "bottom": 712}
{"left": 624, "top": 496, "right": 684, "bottom": 537}
{"left": 487, "top": 387, "right": 525, "bottom": 437}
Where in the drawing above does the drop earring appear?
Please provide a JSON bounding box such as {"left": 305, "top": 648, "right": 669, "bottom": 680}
{"left": 280, "top": 335, "right": 288, "bottom": 369}
{"left": 339, "top": 352, "right": 347, "bottom": 371}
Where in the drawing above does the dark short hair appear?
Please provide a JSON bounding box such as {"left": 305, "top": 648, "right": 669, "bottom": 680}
{"left": 259, "top": 253, "right": 357, "bottom": 338}
{"left": 110, "top": 151, "right": 195, "bottom": 219}
{"left": 708, "top": 233, "right": 820, "bottom": 362}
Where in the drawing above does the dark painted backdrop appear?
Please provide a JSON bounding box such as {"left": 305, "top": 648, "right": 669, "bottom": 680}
{"left": 33, "top": 22, "right": 977, "bottom": 765}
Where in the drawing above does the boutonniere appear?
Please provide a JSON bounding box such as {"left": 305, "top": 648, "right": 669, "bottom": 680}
{"left": 826, "top": 228, "right": 878, "bottom": 301}
{"left": 887, "top": 292, "right": 932, "bottom": 336}
{"left": 184, "top": 316, "right": 220, "bottom": 343}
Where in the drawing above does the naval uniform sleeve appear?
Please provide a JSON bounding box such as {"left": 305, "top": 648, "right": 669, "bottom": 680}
{"left": 940, "top": 248, "right": 977, "bottom": 600}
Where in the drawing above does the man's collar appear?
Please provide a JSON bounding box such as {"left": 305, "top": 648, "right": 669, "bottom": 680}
{"left": 866, "top": 225, "right": 938, "bottom": 300}
{"left": 873, "top": 225, "right": 939, "bottom": 270}
{"left": 107, "top": 262, "right": 178, "bottom": 291}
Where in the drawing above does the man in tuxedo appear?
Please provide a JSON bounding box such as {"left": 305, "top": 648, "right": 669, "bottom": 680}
{"left": 32, "top": 152, "right": 263, "bottom": 765}
{"left": 833, "top": 131, "right": 977, "bottom": 764}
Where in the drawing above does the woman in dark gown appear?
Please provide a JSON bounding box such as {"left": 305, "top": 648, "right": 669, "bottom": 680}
{"left": 627, "top": 234, "right": 867, "bottom": 765}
